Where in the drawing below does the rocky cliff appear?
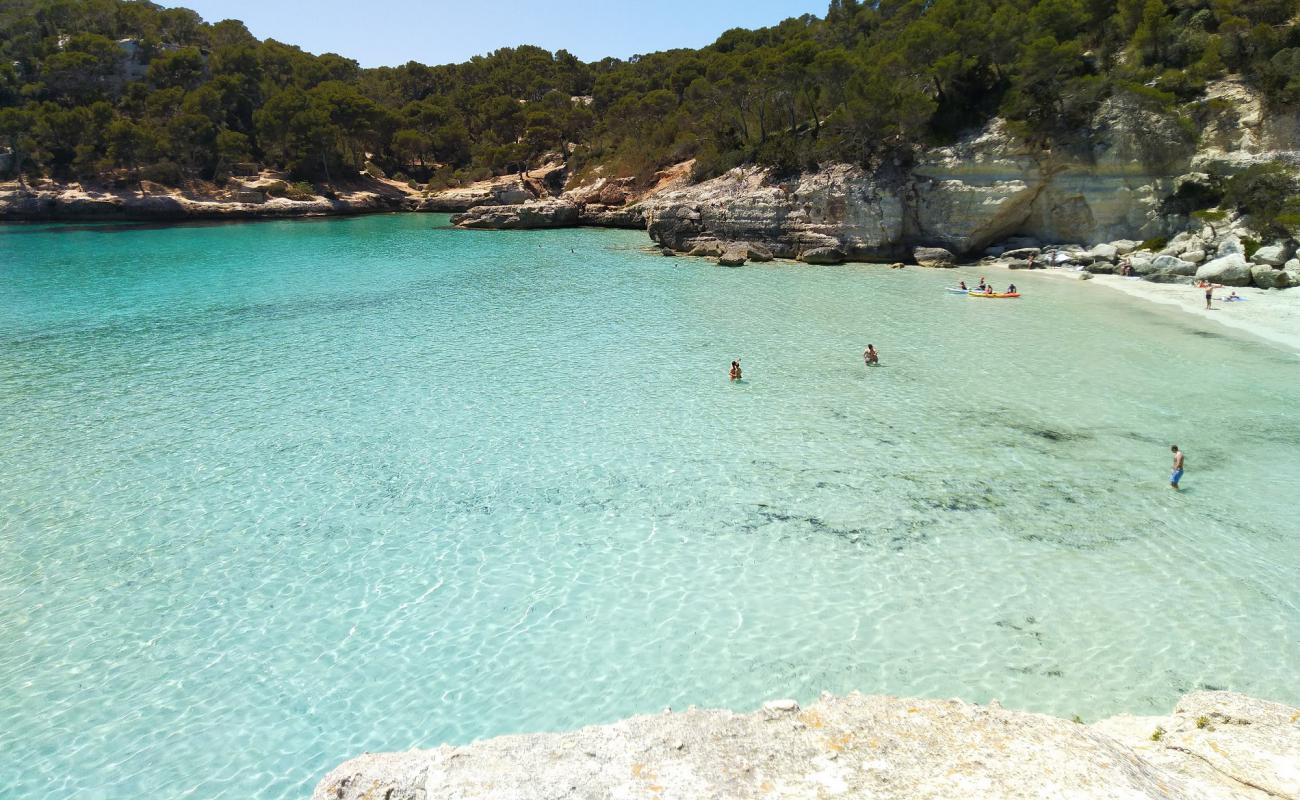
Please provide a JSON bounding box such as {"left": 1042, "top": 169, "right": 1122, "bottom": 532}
{"left": 312, "top": 690, "right": 1300, "bottom": 800}
{"left": 639, "top": 81, "right": 1300, "bottom": 266}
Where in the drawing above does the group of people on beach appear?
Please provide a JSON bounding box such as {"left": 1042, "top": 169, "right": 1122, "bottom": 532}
{"left": 959, "top": 278, "right": 1016, "bottom": 294}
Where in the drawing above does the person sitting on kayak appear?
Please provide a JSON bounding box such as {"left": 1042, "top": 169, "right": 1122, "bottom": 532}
{"left": 983, "top": 284, "right": 994, "bottom": 293}
{"left": 959, "top": 281, "right": 968, "bottom": 291}
{"left": 1007, "top": 283, "right": 1016, "bottom": 294}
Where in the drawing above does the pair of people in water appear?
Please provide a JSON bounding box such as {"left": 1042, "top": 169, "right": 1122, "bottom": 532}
{"left": 730, "top": 347, "right": 879, "bottom": 379}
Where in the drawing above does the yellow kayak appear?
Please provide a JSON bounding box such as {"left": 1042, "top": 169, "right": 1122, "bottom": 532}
{"left": 968, "top": 291, "right": 1021, "bottom": 298}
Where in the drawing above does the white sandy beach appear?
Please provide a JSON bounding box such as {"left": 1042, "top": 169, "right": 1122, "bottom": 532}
{"left": 975, "top": 262, "right": 1300, "bottom": 356}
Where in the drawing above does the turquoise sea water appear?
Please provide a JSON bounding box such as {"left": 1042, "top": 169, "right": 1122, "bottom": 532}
{"left": 1, "top": 215, "right": 1298, "bottom": 799}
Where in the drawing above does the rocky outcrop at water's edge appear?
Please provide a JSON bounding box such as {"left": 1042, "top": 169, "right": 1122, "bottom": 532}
{"left": 313, "top": 690, "right": 1300, "bottom": 800}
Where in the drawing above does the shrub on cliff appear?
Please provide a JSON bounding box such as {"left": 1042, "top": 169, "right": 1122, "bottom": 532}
{"left": 1222, "top": 163, "right": 1300, "bottom": 235}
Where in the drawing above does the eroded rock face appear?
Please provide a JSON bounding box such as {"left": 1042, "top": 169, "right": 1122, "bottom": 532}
{"left": 451, "top": 200, "right": 580, "bottom": 229}
{"left": 800, "top": 246, "right": 847, "bottom": 264}
{"left": 644, "top": 165, "right": 906, "bottom": 261}
{"left": 313, "top": 691, "right": 1300, "bottom": 800}
{"left": 638, "top": 108, "right": 1190, "bottom": 260}
{"left": 913, "top": 246, "right": 956, "bottom": 267}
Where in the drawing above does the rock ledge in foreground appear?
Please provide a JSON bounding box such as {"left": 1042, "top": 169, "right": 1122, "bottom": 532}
{"left": 312, "top": 690, "right": 1300, "bottom": 800}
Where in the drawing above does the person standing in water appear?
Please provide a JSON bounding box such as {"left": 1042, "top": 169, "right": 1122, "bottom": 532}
{"left": 1170, "top": 445, "right": 1185, "bottom": 490}
{"left": 1204, "top": 282, "right": 1214, "bottom": 309}
{"left": 863, "top": 345, "right": 879, "bottom": 366}
{"left": 729, "top": 360, "right": 743, "bottom": 381}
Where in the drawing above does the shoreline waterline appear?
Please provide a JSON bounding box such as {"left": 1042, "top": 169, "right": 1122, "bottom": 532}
{"left": 973, "top": 261, "right": 1300, "bottom": 356}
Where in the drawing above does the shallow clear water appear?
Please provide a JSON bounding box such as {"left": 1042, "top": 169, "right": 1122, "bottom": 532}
{"left": 1, "top": 215, "right": 1297, "bottom": 799}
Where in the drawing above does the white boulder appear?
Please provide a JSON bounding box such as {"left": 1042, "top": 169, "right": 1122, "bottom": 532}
{"left": 1196, "top": 253, "right": 1253, "bottom": 286}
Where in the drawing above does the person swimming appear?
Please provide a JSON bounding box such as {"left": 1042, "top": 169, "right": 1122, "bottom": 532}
{"left": 864, "top": 344, "right": 879, "bottom": 366}
{"left": 729, "top": 359, "right": 742, "bottom": 381}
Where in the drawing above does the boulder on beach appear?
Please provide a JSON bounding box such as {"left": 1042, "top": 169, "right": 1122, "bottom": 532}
{"left": 1151, "top": 254, "right": 1197, "bottom": 275}
{"left": 1181, "top": 249, "right": 1206, "bottom": 263}
{"left": 1001, "top": 247, "right": 1041, "bottom": 261}
{"left": 1216, "top": 236, "right": 1243, "bottom": 257}
{"left": 717, "top": 245, "right": 747, "bottom": 267}
{"left": 1251, "top": 264, "right": 1290, "bottom": 289}
{"left": 1127, "top": 255, "right": 1157, "bottom": 275}
{"left": 1285, "top": 260, "right": 1300, "bottom": 288}
{"left": 1251, "top": 244, "right": 1290, "bottom": 266}
{"left": 687, "top": 240, "right": 726, "bottom": 257}
{"left": 1088, "top": 243, "right": 1118, "bottom": 262}
{"left": 746, "top": 243, "right": 774, "bottom": 262}
{"left": 913, "top": 246, "right": 955, "bottom": 267}
{"left": 799, "top": 246, "right": 846, "bottom": 265}
{"left": 1112, "top": 239, "right": 1140, "bottom": 255}
{"left": 1196, "top": 253, "right": 1253, "bottom": 286}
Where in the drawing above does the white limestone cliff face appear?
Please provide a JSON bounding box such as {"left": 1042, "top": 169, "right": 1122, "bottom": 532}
{"left": 641, "top": 164, "right": 905, "bottom": 260}
{"left": 312, "top": 690, "right": 1300, "bottom": 800}
{"left": 635, "top": 81, "right": 1299, "bottom": 259}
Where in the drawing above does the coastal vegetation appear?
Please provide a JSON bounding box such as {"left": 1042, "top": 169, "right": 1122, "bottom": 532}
{"left": 2, "top": 0, "right": 1299, "bottom": 201}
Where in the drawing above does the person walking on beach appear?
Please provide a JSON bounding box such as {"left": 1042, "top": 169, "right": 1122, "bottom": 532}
{"left": 1170, "top": 445, "right": 1185, "bottom": 490}
{"left": 863, "top": 344, "right": 879, "bottom": 366}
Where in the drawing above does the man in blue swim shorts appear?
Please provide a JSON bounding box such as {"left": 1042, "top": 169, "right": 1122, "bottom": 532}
{"left": 1170, "top": 445, "right": 1185, "bottom": 490}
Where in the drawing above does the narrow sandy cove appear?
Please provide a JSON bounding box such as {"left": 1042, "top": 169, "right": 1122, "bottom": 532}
{"left": 974, "top": 262, "right": 1300, "bottom": 356}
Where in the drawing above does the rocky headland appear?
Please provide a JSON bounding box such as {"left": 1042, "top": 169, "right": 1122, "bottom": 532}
{"left": 5, "top": 80, "right": 1297, "bottom": 291}
{"left": 447, "top": 79, "right": 1299, "bottom": 290}
{"left": 313, "top": 690, "right": 1300, "bottom": 800}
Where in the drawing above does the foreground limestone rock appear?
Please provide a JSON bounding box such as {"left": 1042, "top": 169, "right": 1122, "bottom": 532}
{"left": 312, "top": 691, "right": 1299, "bottom": 800}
